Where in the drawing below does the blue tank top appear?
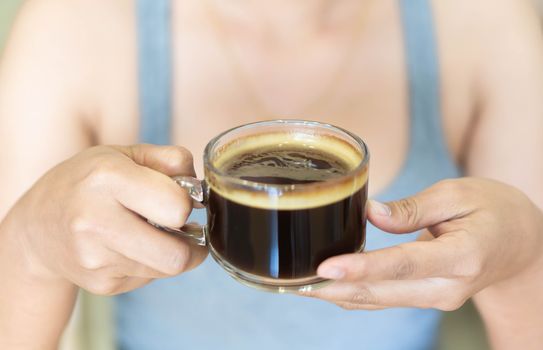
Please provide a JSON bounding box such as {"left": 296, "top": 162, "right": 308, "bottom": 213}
{"left": 116, "top": 0, "right": 461, "bottom": 349}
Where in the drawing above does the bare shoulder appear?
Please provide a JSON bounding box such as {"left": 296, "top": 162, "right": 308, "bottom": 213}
{"left": 0, "top": 0, "right": 140, "bottom": 215}
{"left": 446, "top": 0, "right": 543, "bottom": 105}
{"left": 428, "top": 0, "right": 542, "bottom": 164}
{"left": 1, "top": 0, "right": 138, "bottom": 138}
{"left": 434, "top": 0, "right": 539, "bottom": 24}
{"left": 434, "top": 0, "right": 541, "bottom": 55}
{"left": 4, "top": 0, "right": 136, "bottom": 75}
{"left": 446, "top": 0, "right": 543, "bottom": 191}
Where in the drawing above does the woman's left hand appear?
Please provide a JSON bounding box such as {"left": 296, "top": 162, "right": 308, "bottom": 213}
{"left": 301, "top": 178, "right": 543, "bottom": 311}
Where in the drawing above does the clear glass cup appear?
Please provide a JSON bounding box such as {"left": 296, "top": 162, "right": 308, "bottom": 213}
{"left": 151, "top": 120, "right": 369, "bottom": 293}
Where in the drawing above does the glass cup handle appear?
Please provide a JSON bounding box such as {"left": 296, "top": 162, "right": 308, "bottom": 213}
{"left": 147, "top": 176, "right": 207, "bottom": 246}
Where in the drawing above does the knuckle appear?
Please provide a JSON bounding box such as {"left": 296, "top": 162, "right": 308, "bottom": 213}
{"left": 69, "top": 219, "right": 109, "bottom": 271}
{"left": 436, "top": 179, "right": 459, "bottom": 192}
{"left": 175, "top": 147, "right": 194, "bottom": 164}
{"left": 352, "top": 258, "right": 368, "bottom": 278}
{"left": 68, "top": 214, "right": 107, "bottom": 239}
{"left": 166, "top": 147, "right": 194, "bottom": 171}
{"left": 85, "top": 160, "right": 121, "bottom": 189}
{"left": 395, "top": 198, "right": 420, "bottom": 225}
{"left": 392, "top": 249, "right": 416, "bottom": 280}
{"left": 68, "top": 215, "right": 92, "bottom": 235}
{"left": 436, "top": 179, "right": 468, "bottom": 201}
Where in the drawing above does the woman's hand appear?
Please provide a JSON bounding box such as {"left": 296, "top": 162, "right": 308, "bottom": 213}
{"left": 302, "top": 178, "right": 543, "bottom": 311}
{"left": 4, "top": 144, "right": 207, "bottom": 296}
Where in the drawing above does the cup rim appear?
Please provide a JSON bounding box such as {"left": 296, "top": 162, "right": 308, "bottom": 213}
{"left": 203, "top": 119, "right": 370, "bottom": 193}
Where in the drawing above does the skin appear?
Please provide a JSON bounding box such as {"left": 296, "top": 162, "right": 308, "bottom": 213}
{"left": 307, "top": 179, "right": 543, "bottom": 349}
{"left": 0, "top": 0, "right": 542, "bottom": 348}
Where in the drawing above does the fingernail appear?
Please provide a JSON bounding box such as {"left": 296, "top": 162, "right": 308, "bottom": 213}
{"left": 318, "top": 266, "right": 346, "bottom": 280}
{"left": 369, "top": 200, "right": 391, "bottom": 216}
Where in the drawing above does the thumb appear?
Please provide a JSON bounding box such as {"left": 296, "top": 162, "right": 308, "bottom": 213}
{"left": 368, "top": 180, "right": 470, "bottom": 234}
{"left": 114, "top": 144, "right": 196, "bottom": 177}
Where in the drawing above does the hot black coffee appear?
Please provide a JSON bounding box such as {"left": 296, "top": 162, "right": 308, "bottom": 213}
{"left": 222, "top": 146, "right": 350, "bottom": 185}
{"left": 207, "top": 133, "right": 368, "bottom": 281}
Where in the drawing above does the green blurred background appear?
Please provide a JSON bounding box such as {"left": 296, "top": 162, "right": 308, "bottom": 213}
{"left": 0, "top": 0, "right": 20, "bottom": 50}
{"left": 0, "top": 1, "right": 491, "bottom": 349}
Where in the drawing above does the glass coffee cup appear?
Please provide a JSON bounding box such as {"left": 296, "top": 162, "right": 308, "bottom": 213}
{"left": 151, "top": 120, "right": 369, "bottom": 293}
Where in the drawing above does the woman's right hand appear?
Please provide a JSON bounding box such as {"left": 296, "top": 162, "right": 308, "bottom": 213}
{"left": 4, "top": 144, "right": 208, "bottom": 295}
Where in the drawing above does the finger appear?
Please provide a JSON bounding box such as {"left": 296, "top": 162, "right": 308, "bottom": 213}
{"left": 115, "top": 144, "right": 196, "bottom": 177}
{"left": 70, "top": 242, "right": 172, "bottom": 279}
{"left": 100, "top": 249, "right": 173, "bottom": 279}
{"left": 107, "top": 160, "right": 195, "bottom": 229}
{"left": 113, "top": 145, "right": 198, "bottom": 228}
{"left": 367, "top": 180, "right": 473, "bottom": 234}
{"left": 304, "top": 279, "right": 464, "bottom": 310}
{"left": 100, "top": 208, "right": 208, "bottom": 276}
{"left": 317, "top": 240, "right": 459, "bottom": 281}
{"left": 303, "top": 282, "right": 378, "bottom": 305}
{"left": 120, "top": 259, "right": 171, "bottom": 279}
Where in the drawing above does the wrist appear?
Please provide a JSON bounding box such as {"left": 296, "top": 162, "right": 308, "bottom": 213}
{"left": 0, "top": 214, "right": 77, "bottom": 348}
{"left": 482, "top": 205, "right": 543, "bottom": 296}
{"left": 473, "top": 255, "right": 543, "bottom": 349}
{"left": 479, "top": 254, "right": 543, "bottom": 297}
{"left": 473, "top": 212, "right": 543, "bottom": 349}
{"left": 1, "top": 207, "right": 70, "bottom": 286}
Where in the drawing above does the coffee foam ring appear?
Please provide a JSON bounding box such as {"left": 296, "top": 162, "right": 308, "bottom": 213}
{"left": 208, "top": 131, "right": 368, "bottom": 209}
{"left": 212, "top": 132, "right": 363, "bottom": 171}
{"left": 208, "top": 169, "right": 368, "bottom": 210}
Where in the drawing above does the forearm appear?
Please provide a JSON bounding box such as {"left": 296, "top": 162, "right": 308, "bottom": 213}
{"left": 0, "top": 215, "right": 77, "bottom": 350}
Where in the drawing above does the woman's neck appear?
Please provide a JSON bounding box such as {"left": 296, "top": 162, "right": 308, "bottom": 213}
{"left": 206, "top": 0, "right": 365, "bottom": 43}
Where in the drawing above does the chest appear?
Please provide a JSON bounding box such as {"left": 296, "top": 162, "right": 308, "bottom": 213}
{"left": 97, "top": 0, "right": 474, "bottom": 195}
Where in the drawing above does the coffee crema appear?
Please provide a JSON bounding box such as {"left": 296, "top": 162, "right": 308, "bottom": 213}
{"left": 206, "top": 131, "right": 368, "bottom": 281}
{"left": 208, "top": 132, "right": 368, "bottom": 210}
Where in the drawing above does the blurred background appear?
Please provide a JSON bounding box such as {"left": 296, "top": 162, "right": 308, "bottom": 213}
{"left": 2, "top": 1, "right": 541, "bottom": 349}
